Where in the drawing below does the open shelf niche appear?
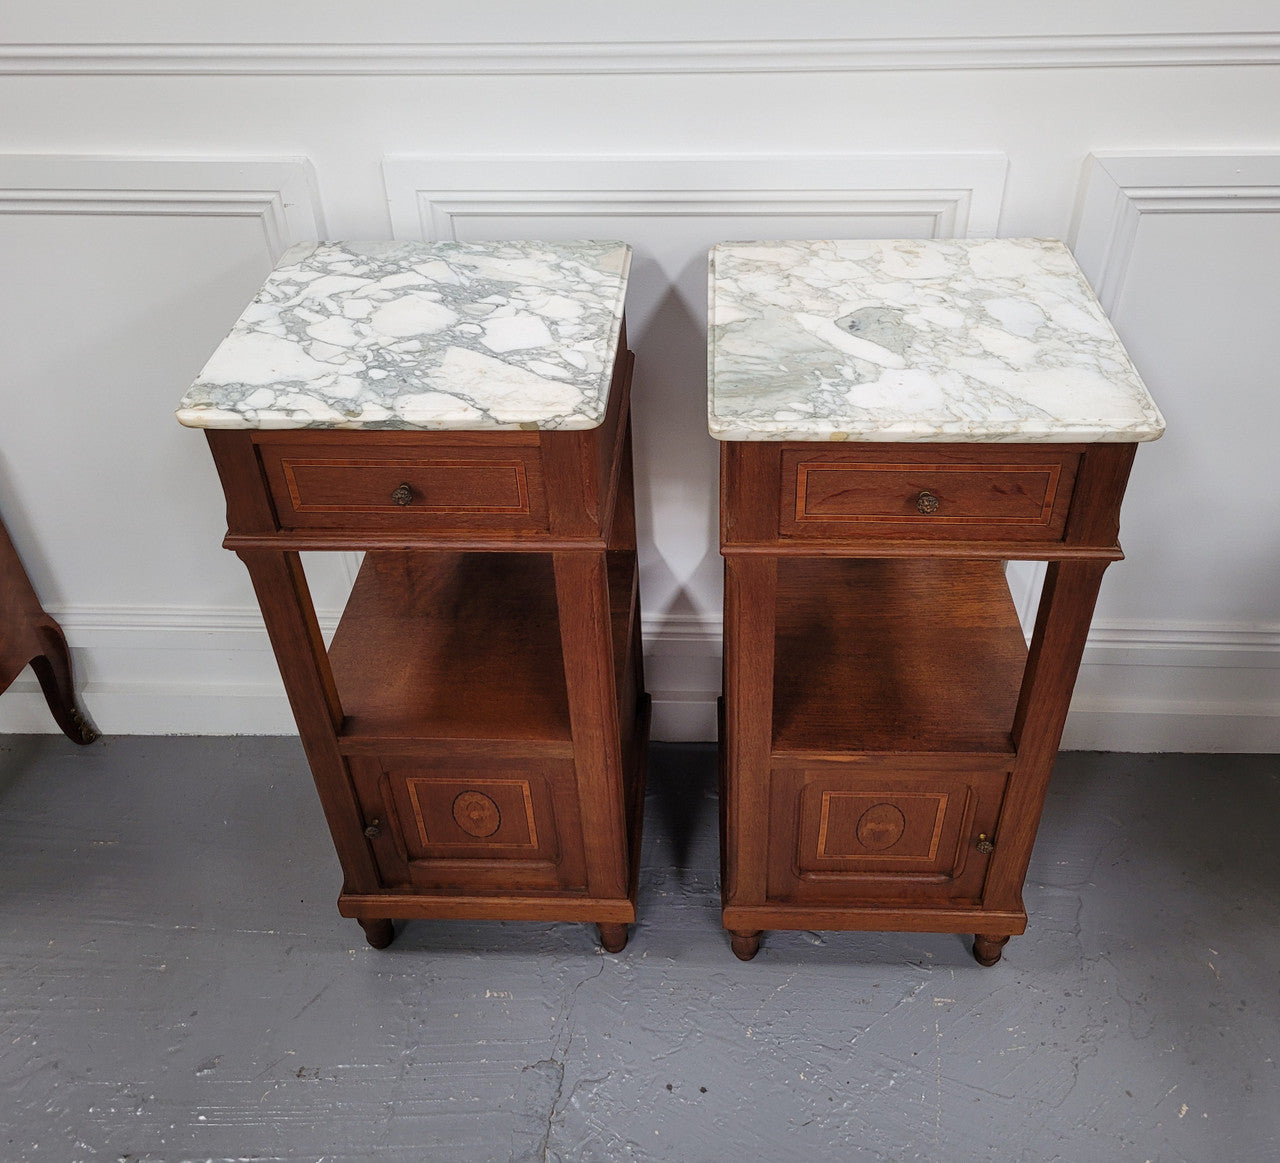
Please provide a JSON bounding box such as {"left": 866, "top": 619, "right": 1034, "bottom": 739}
{"left": 772, "top": 558, "right": 1028, "bottom": 758}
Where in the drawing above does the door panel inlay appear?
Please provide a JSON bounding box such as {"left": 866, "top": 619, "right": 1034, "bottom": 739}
{"left": 452, "top": 790, "right": 501, "bottom": 838}
{"left": 406, "top": 776, "right": 539, "bottom": 849}
{"left": 854, "top": 803, "right": 907, "bottom": 851}
{"left": 817, "top": 791, "right": 947, "bottom": 861}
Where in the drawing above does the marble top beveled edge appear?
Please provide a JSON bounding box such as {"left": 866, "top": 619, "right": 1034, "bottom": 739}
{"left": 707, "top": 237, "right": 1166, "bottom": 444}
{"left": 176, "top": 239, "right": 632, "bottom": 432}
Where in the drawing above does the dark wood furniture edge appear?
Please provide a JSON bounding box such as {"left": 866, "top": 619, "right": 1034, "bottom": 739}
{"left": 338, "top": 891, "right": 638, "bottom": 924}
{"left": 0, "top": 515, "right": 97, "bottom": 743}
{"left": 206, "top": 334, "right": 647, "bottom": 952}
{"left": 718, "top": 434, "right": 1141, "bottom": 965}
{"left": 721, "top": 542, "right": 1123, "bottom": 561}
{"left": 723, "top": 904, "right": 1027, "bottom": 933}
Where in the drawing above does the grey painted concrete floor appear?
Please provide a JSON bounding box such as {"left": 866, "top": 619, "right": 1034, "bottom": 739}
{"left": 1, "top": 737, "right": 1277, "bottom": 1162}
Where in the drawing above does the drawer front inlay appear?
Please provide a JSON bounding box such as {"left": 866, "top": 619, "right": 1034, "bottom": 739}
{"left": 283, "top": 458, "right": 531, "bottom": 515}
{"left": 796, "top": 462, "right": 1061, "bottom": 524}
{"left": 779, "top": 447, "right": 1079, "bottom": 542}
{"left": 256, "top": 440, "right": 549, "bottom": 532}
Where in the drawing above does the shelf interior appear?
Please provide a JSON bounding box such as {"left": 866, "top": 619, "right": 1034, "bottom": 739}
{"left": 772, "top": 557, "right": 1027, "bottom": 755}
{"left": 329, "top": 551, "right": 572, "bottom": 745}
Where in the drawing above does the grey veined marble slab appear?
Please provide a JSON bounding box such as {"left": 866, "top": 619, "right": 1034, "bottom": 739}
{"left": 176, "top": 240, "right": 630, "bottom": 430}
{"left": 708, "top": 238, "right": 1165, "bottom": 443}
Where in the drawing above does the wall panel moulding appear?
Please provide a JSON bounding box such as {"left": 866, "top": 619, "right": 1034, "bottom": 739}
{"left": 4, "top": 33, "right": 1280, "bottom": 76}
{"left": 0, "top": 155, "right": 324, "bottom": 258}
{"left": 1066, "top": 150, "right": 1280, "bottom": 751}
{"left": 382, "top": 154, "right": 1009, "bottom": 242}
{"left": 0, "top": 153, "right": 325, "bottom": 737}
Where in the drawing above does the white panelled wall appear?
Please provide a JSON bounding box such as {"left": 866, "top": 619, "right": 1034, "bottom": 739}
{"left": 1, "top": 3, "right": 1278, "bottom": 750}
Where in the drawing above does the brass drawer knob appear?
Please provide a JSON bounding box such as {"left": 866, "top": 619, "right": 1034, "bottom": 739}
{"left": 390, "top": 483, "right": 414, "bottom": 506}
{"left": 976, "top": 833, "right": 995, "bottom": 854}
{"left": 916, "top": 490, "right": 940, "bottom": 515}
{"left": 364, "top": 819, "right": 382, "bottom": 839}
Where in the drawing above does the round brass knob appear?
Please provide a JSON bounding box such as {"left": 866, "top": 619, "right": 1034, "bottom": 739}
{"left": 916, "top": 490, "right": 940, "bottom": 515}
{"left": 364, "top": 819, "right": 382, "bottom": 839}
{"left": 390, "top": 483, "right": 414, "bottom": 506}
{"left": 976, "top": 833, "right": 995, "bottom": 854}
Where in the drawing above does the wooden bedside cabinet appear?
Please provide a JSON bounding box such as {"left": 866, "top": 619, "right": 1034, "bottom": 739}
{"left": 179, "top": 240, "right": 648, "bottom": 953}
{"left": 709, "top": 239, "right": 1164, "bottom": 964}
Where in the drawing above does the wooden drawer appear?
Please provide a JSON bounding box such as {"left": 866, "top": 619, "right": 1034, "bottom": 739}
{"left": 256, "top": 437, "right": 549, "bottom": 533}
{"left": 766, "top": 760, "right": 1008, "bottom": 906}
{"left": 780, "top": 446, "right": 1078, "bottom": 541}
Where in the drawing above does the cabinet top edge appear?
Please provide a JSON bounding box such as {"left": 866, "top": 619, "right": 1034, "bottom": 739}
{"left": 177, "top": 240, "right": 630, "bottom": 433}
{"left": 708, "top": 238, "right": 1165, "bottom": 444}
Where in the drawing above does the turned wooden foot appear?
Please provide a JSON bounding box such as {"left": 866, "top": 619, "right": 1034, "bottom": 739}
{"left": 597, "top": 923, "right": 628, "bottom": 953}
{"left": 359, "top": 918, "right": 395, "bottom": 949}
{"left": 973, "top": 933, "right": 1011, "bottom": 967}
{"left": 730, "top": 929, "right": 762, "bottom": 961}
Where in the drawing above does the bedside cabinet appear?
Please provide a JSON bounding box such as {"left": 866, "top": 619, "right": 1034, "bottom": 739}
{"left": 179, "top": 240, "right": 648, "bottom": 952}
{"left": 709, "top": 238, "right": 1164, "bottom": 964}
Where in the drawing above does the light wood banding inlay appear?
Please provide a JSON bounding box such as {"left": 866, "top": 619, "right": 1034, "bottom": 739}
{"left": 282, "top": 457, "right": 532, "bottom": 515}
{"left": 794, "top": 461, "right": 1062, "bottom": 525}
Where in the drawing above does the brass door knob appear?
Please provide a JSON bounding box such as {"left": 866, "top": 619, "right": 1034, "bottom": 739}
{"left": 976, "top": 833, "right": 995, "bottom": 854}
{"left": 390, "top": 483, "right": 414, "bottom": 506}
{"left": 916, "top": 490, "right": 940, "bottom": 515}
{"left": 364, "top": 819, "right": 382, "bottom": 839}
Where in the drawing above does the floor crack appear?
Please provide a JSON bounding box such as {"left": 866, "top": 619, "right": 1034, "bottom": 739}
{"left": 535, "top": 959, "right": 607, "bottom": 1161}
{"left": 527, "top": 1056, "right": 566, "bottom": 1162}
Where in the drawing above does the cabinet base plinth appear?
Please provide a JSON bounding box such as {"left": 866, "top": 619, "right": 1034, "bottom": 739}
{"left": 723, "top": 903, "right": 1026, "bottom": 939}
{"left": 339, "top": 891, "right": 637, "bottom": 926}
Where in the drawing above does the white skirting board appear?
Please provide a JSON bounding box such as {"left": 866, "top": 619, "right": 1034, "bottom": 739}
{"left": 1, "top": 611, "right": 1276, "bottom": 752}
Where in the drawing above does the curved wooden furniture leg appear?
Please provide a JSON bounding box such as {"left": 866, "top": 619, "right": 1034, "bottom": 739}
{"left": 359, "top": 918, "right": 395, "bottom": 949}
{"left": 597, "top": 923, "right": 628, "bottom": 953}
{"left": 30, "top": 624, "right": 98, "bottom": 744}
{"left": 973, "top": 933, "right": 1011, "bottom": 967}
{"left": 730, "top": 929, "right": 762, "bottom": 961}
{"left": 1, "top": 518, "right": 97, "bottom": 745}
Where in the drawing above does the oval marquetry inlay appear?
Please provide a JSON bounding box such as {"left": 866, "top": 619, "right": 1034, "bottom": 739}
{"left": 452, "top": 791, "right": 501, "bottom": 838}
{"left": 856, "top": 803, "right": 906, "bottom": 851}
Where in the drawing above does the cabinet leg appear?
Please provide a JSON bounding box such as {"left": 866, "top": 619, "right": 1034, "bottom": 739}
{"left": 597, "top": 923, "right": 628, "bottom": 953}
{"left": 973, "top": 933, "right": 1010, "bottom": 967}
{"left": 730, "top": 930, "right": 762, "bottom": 961}
{"left": 359, "top": 918, "right": 395, "bottom": 950}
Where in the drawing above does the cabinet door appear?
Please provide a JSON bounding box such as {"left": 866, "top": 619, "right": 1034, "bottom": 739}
{"left": 349, "top": 756, "right": 587, "bottom": 894}
{"left": 766, "top": 761, "right": 1008, "bottom": 906}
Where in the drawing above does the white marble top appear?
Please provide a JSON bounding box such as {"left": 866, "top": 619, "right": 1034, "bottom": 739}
{"left": 708, "top": 238, "right": 1165, "bottom": 443}
{"left": 176, "top": 240, "right": 631, "bottom": 430}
